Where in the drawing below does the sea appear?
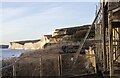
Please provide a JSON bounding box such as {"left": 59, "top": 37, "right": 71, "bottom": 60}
{"left": 0, "top": 49, "right": 29, "bottom": 60}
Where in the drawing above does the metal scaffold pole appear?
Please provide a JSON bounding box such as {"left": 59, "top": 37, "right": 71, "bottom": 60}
{"left": 108, "top": 0, "right": 114, "bottom": 77}
{"left": 102, "top": 0, "right": 107, "bottom": 72}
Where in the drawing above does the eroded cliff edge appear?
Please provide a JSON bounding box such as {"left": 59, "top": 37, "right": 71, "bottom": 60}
{"left": 9, "top": 24, "right": 95, "bottom": 50}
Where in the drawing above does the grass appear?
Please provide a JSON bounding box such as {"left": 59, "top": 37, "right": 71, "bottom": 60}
{"left": 2, "top": 43, "right": 95, "bottom": 77}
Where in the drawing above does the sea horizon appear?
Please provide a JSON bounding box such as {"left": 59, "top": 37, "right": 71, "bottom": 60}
{"left": 0, "top": 48, "right": 29, "bottom": 60}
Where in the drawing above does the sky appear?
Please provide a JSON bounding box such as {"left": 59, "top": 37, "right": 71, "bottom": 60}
{"left": 0, "top": 1, "right": 99, "bottom": 44}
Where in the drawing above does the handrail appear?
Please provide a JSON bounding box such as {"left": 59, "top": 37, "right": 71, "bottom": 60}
{"left": 68, "top": 6, "right": 102, "bottom": 75}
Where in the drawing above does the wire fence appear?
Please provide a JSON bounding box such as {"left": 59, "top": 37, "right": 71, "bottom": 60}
{"left": 1, "top": 52, "right": 96, "bottom": 77}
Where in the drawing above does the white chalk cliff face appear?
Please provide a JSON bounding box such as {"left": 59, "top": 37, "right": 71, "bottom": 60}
{"left": 24, "top": 43, "right": 35, "bottom": 50}
{"left": 9, "top": 36, "right": 51, "bottom": 50}
{"left": 40, "top": 36, "right": 50, "bottom": 49}
{"left": 33, "top": 41, "right": 41, "bottom": 49}
{"left": 9, "top": 25, "right": 93, "bottom": 50}
{"left": 9, "top": 43, "right": 23, "bottom": 50}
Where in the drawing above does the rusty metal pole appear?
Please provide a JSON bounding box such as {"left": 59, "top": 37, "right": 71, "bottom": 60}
{"left": 102, "top": 0, "right": 107, "bottom": 72}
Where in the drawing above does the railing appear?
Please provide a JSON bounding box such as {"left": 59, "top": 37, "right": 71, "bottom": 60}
{"left": 68, "top": 3, "right": 102, "bottom": 75}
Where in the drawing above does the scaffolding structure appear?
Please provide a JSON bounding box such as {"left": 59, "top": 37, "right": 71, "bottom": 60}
{"left": 94, "top": 0, "right": 120, "bottom": 76}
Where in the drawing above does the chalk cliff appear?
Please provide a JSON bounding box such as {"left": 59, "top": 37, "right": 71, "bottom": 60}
{"left": 9, "top": 40, "right": 41, "bottom": 50}
{"left": 9, "top": 24, "right": 95, "bottom": 50}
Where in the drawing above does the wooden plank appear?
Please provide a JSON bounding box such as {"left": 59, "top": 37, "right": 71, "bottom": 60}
{"left": 108, "top": 2, "right": 120, "bottom": 11}
{"left": 119, "top": 28, "right": 120, "bottom": 59}
{"left": 112, "top": 7, "right": 120, "bottom": 13}
{"left": 112, "top": 22, "right": 120, "bottom": 28}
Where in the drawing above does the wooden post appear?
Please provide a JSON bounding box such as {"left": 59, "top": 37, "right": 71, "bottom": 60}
{"left": 108, "top": 1, "right": 114, "bottom": 76}
{"left": 13, "top": 62, "right": 16, "bottom": 77}
{"left": 59, "top": 54, "right": 62, "bottom": 76}
{"left": 113, "top": 28, "right": 115, "bottom": 60}
{"left": 58, "top": 54, "right": 61, "bottom": 77}
{"left": 108, "top": 19, "right": 114, "bottom": 77}
{"left": 39, "top": 55, "right": 42, "bottom": 77}
{"left": 118, "top": 28, "right": 120, "bottom": 55}
{"left": 102, "top": 0, "right": 107, "bottom": 72}
{"left": 114, "top": 28, "right": 117, "bottom": 60}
